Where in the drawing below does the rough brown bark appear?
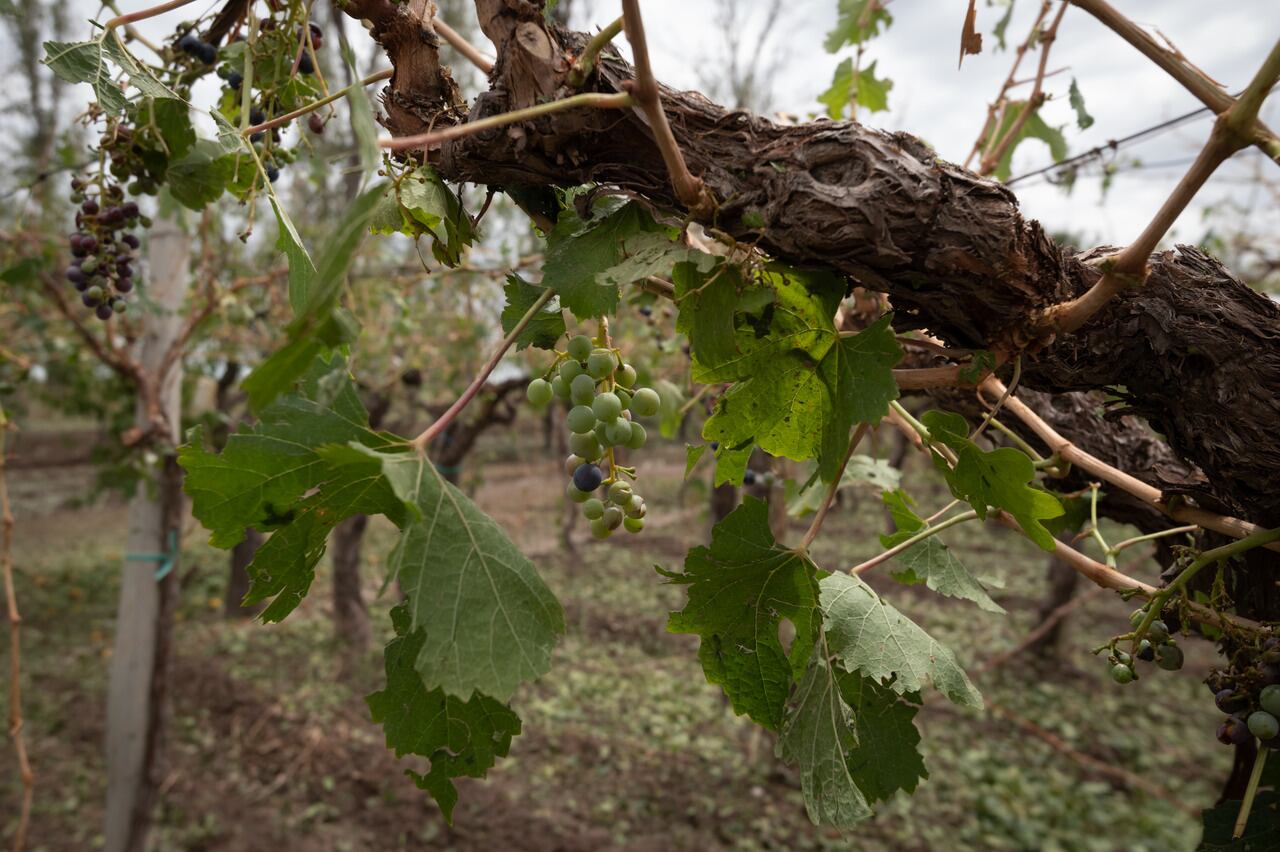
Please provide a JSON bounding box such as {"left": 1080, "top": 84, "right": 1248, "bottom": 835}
{"left": 225, "top": 527, "right": 264, "bottom": 619}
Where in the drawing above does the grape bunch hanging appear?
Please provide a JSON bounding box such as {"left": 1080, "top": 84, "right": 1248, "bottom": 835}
{"left": 65, "top": 177, "right": 147, "bottom": 320}
{"left": 1209, "top": 637, "right": 1280, "bottom": 747}
{"left": 527, "top": 334, "right": 661, "bottom": 539}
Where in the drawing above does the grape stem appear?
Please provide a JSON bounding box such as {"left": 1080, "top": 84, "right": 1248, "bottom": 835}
{"left": 1234, "top": 746, "right": 1269, "bottom": 838}
{"left": 1130, "top": 524, "right": 1280, "bottom": 651}
{"left": 104, "top": 0, "right": 198, "bottom": 31}
{"left": 242, "top": 69, "right": 393, "bottom": 137}
{"left": 410, "top": 289, "right": 555, "bottom": 453}
{"left": 799, "top": 423, "right": 869, "bottom": 551}
{"left": 848, "top": 510, "right": 981, "bottom": 575}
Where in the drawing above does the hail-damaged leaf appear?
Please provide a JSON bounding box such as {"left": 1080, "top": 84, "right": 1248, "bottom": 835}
{"left": 713, "top": 442, "right": 753, "bottom": 487}
{"left": 166, "top": 139, "right": 235, "bottom": 210}
{"left": 179, "top": 359, "right": 406, "bottom": 621}
{"left": 703, "top": 350, "right": 830, "bottom": 463}
{"left": 502, "top": 274, "right": 565, "bottom": 351}
{"left": 673, "top": 260, "right": 741, "bottom": 369}
{"left": 685, "top": 444, "right": 709, "bottom": 479}
{"left": 666, "top": 498, "right": 821, "bottom": 729}
{"left": 785, "top": 455, "right": 902, "bottom": 517}
{"left": 776, "top": 655, "right": 873, "bottom": 826}
{"left": 920, "top": 410, "right": 1063, "bottom": 550}
{"left": 881, "top": 490, "right": 1004, "bottom": 613}
{"left": 820, "top": 571, "right": 982, "bottom": 708}
{"left": 368, "top": 605, "right": 522, "bottom": 823}
{"left": 825, "top": 0, "right": 893, "bottom": 52}
{"left": 369, "top": 167, "right": 473, "bottom": 266}
{"left": 959, "top": 0, "right": 983, "bottom": 67}
{"left": 366, "top": 450, "right": 565, "bottom": 703}
{"left": 43, "top": 35, "right": 179, "bottom": 115}
{"left": 987, "top": 100, "right": 1068, "bottom": 181}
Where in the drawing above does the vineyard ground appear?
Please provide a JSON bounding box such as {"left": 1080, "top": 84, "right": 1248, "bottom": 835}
{"left": 1, "top": 430, "right": 1231, "bottom": 851}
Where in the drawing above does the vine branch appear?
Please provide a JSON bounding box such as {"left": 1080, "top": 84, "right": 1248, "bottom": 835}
{"left": 0, "top": 408, "right": 33, "bottom": 852}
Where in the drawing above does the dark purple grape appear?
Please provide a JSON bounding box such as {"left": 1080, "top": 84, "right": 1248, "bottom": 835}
{"left": 1261, "top": 663, "right": 1280, "bottom": 687}
{"left": 308, "top": 22, "right": 323, "bottom": 41}
{"left": 573, "top": 463, "right": 604, "bottom": 493}
{"left": 122, "top": 233, "right": 140, "bottom": 249}
{"left": 308, "top": 113, "right": 325, "bottom": 135}
{"left": 297, "top": 52, "right": 314, "bottom": 74}
{"left": 121, "top": 201, "right": 139, "bottom": 218}
{"left": 81, "top": 292, "right": 100, "bottom": 308}
{"left": 115, "top": 277, "right": 134, "bottom": 293}
{"left": 1218, "top": 715, "right": 1252, "bottom": 746}
{"left": 1136, "top": 640, "right": 1155, "bottom": 662}
{"left": 196, "top": 42, "right": 217, "bottom": 64}
{"left": 66, "top": 266, "right": 85, "bottom": 284}
{"left": 95, "top": 303, "right": 113, "bottom": 320}
{"left": 178, "top": 33, "right": 199, "bottom": 54}
{"left": 80, "top": 235, "right": 98, "bottom": 254}
{"left": 227, "top": 70, "right": 243, "bottom": 89}
{"left": 81, "top": 199, "right": 99, "bottom": 215}
{"left": 1215, "top": 688, "right": 1246, "bottom": 713}
{"left": 250, "top": 108, "right": 265, "bottom": 125}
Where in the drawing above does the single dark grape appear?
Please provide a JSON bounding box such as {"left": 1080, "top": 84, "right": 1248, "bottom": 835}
{"left": 743, "top": 469, "right": 758, "bottom": 486}
{"left": 297, "top": 52, "right": 314, "bottom": 74}
{"left": 227, "top": 70, "right": 243, "bottom": 89}
{"left": 95, "top": 303, "right": 113, "bottom": 320}
{"left": 81, "top": 292, "right": 100, "bottom": 308}
{"left": 710, "top": 441, "right": 720, "bottom": 451}
{"left": 1218, "top": 716, "right": 1251, "bottom": 745}
{"left": 1216, "top": 689, "right": 1246, "bottom": 714}
{"left": 1136, "top": 640, "right": 1155, "bottom": 662}
{"left": 178, "top": 33, "right": 199, "bottom": 54}
{"left": 267, "top": 166, "right": 280, "bottom": 183}
{"left": 66, "top": 266, "right": 85, "bottom": 284}
{"left": 196, "top": 42, "right": 217, "bottom": 64}
{"left": 572, "top": 463, "right": 604, "bottom": 493}
{"left": 122, "top": 233, "right": 140, "bottom": 249}
{"left": 250, "top": 108, "right": 265, "bottom": 125}
{"left": 81, "top": 199, "right": 99, "bottom": 215}
{"left": 1261, "top": 663, "right": 1280, "bottom": 686}
{"left": 116, "top": 277, "right": 134, "bottom": 293}
{"left": 308, "top": 113, "right": 325, "bottom": 135}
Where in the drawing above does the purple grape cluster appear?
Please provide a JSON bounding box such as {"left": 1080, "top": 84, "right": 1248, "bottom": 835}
{"left": 1211, "top": 637, "right": 1280, "bottom": 747}
{"left": 66, "top": 177, "right": 146, "bottom": 321}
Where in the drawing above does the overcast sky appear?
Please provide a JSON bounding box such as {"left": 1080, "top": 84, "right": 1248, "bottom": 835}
{"left": 22, "top": 0, "right": 1280, "bottom": 254}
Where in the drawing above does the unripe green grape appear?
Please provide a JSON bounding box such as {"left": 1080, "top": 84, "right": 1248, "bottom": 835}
{"left": 551, "top": 376, "right": 570, "bottom": 399}
{"left": 1110, "top": 663, "right": 1135, "bottom": 685}
{"left": 1148, "top": 620, "right": 1170, "bottom": 643}
{"left": 602, "top": 506, "right": 624, "bottom": 530}
{"left": 527, "top": 378, "right": 553, "bottom": 407}
{"left": 1155, "top": 643, "right": 1183, "bottom": 671}
{"left": 630, "top": 387, "right": 660, "bottom": 417}
{"left": 1248, "top": 710, "right": 1280, "bottom": 740}
{"left": 617, "top": 364, "right": 637, "bottom": 388}
{"left": 1261, "top": 684, "right": 1280, "bottom": 716}
{"left": 582, "top": 498, "right": 605, "bottom": 520}
{"left": 590, "top": 518, "right": 612, "bottom": 539}
{"left": 559, "top": 359, "right": 585, "bottom": 381}
{"left": 625, "top": 496, "right": 646, "bottom": 519}
{"left": 85, "top": 285, "right": 104, "bottom": 301}
{"left": 1113, "top": 650, "right": 1132, "bottom": 667}
{"left": 615, "top": 387, "right": 632, "bottom": 410}
{"left": 1129, "top": 608, "right": 1146, "bottom": 630}
{"left": 81, "top": 256, "right": 99, "bottom": 274}
{"left": 592, "top": 392, "right": 622, "bottom": 421}
{"left": 567, "top": 483, "right": 592, "bottom": 503}
{"left": 567, "top": 405, "right": 597, "bottom": 434}
{"left": 564, "top": 454, "right": 585, "bottom": 476}
{"left": 587, "top": 349, "right": 615, "bottom": 379}
{"left": 624, "top": 516, "right": 644, "bottom": 533}
{"left": 625, "top": 422, "right": 647, "bottom": 450}
{"left": 594, "top": 421, "right": 612, "bottom": 446}
{"left": 604, "top": 419, "right": 632, "bottom": 446}
{"left": 570, "top": 373, "right": 597, "bottom": 404}
{"left": 608, "top": 481, "right": 632, "bottom": 504}
{"left": 569, "top": 432, "right": 603, "bottom": 461}
{"left": 567, "top": 335, "right": 593, "bottom": 362}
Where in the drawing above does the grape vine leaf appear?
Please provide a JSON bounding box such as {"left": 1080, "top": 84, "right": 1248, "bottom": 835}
{"left": 43, "top": 35, "right": 179, "bottom": 116}
{"left": 713, "top": 442, "right": 753, "bottom": 487}
{"left": 776, "top": 655, "right": 873, "bottom": 826}
{"left": 987, "top": 100, "right": 1068, "bottom": 181}
{"left": 836, "top": 670, "right": 927, "bottom": 804}
{"left": 180, "top": 361, "right": 407, "bottom": 621}
{"left": 817, "top": 316, "right": 901, "bottom": 480}
{"left": 666, "top": 498, "right": 821, "bottom": 729}
{"left": 543, "top": 201, "right": 701, "bottom": 320}
{"left": 819, "top": 571, "right": 982, "bottom": 708}
{"left": 881, "top": 490, "right": 1004, "bottom": 613}
{"left": 167, "top": 139, "right": 237, "bottom": 210}
{"left": 673, "top": 260, "right": 742, "bottom": 368}
{"left": 368, "top": 167, "right": 473, "bottom": 266}
{"left": 368, "top": 605, "right": 522, "bottom": 823}
{"left": 920, "top": 410, "right": 1064, "bottom": 550}
{"left": 1199, "top": 791, "right": 1280, "bottom": 850}
{"left": 502, "top": 274, "right": 565, "bottom": 351}
{"left": 364, "top": 449, "right": 566, "bottom": 702}
{"left": 826, "top": 0, "right": 893, "bottom": 52}
{"left": 819, "top": 57, "right": 894, "bottom": 119}
{"left": 685, "top": 444, "right": 708, "bottom": 478}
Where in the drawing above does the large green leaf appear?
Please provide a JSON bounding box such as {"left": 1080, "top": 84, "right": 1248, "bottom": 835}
{"left": 837, "top": 669, "right": 927, "bottom": 804}
{"left": 369, "top": 450, "right": 565, "bottom": 702}
{"left": 167, "top": 139, "right": 236, "bottom": 210}
{"left": 825, "top": 0, "right": 893, "bottom": 52}
{"left": 368, "top": 605, "right": 522, "bottom": 823}
{"left": 817, "top": 316, "right": 901, "bottom": 480}
{"left": 987, "top": 100, "right": 1068, "bottom": 181}
{"left": 666, "top": 498, "right": 821, "bottom": 729}
{"left": 881, "top": 490, "right": 1004, "bottom": 613}
{"left": 819, "top": 571, "right": 982, "bottom": 708}
{"left": 43, "top": 35, "right": 178, "bottom": 115}
{"left": 818, "top": 57, "right": 894, "bottom": 119}
{"left": 921, "top": 410, "right": 1063, "bottom": 550}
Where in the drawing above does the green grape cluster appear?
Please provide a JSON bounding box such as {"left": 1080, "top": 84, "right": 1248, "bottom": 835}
{"left": 1106, "top": 606, "right": 1185, "bottom": 685}
{"left": 527, "top": 334, "right": 661, "bottom": 539}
